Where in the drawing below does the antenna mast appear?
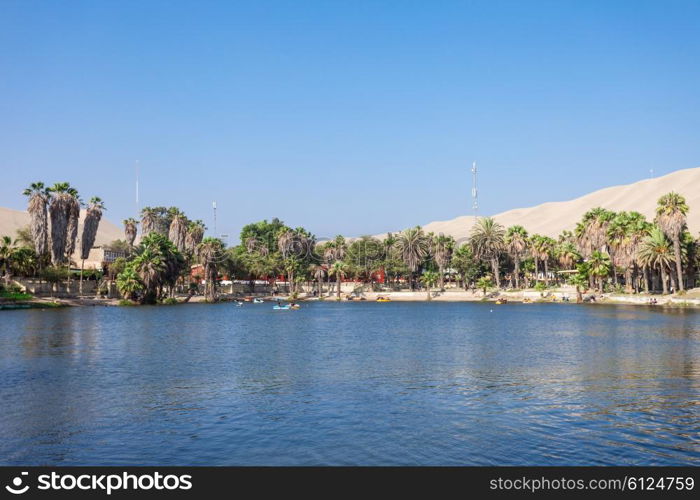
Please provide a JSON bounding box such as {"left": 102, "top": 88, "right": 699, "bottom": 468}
{"left": 212, "top": 201, "right": 217, "bottom": 237}
{"left": 471, "top": 161, "right": 478, "bottom": 223}
{"left": 135, "top": 160, "right": 140, "bottom": 215}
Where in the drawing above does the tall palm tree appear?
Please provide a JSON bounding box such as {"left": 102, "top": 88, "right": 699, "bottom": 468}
{"left": 197, "top": 237, "right": 224, "bottom": 302}
{"left": 140, "top": 207, "right": 158, "bottom": 236}
{"left": 64, "top": 187, "right": 81, "bottom": 261}
{"left": 22, "top": 182, "right": 50, "bottom": 263}
{"left": 47, "top": 182, "right": 73, "bottom": 266}
{"left": 168, "top": 209, "right": 188, "bottom": 253}
{"left": 638, "top": 226, "right": 675, "bottom": 294}
{"left": 576, "top": 207, "right": 615, "bottom": 258}
{"left": 470, "top": 218, "right": 505, "bottom": 288}
{"left": 656, "top": 192, "right": 688, "bottom": 291}
{"left": 185, "top": 220, "right": 206, "bottom": 254}
{"left": 79, "top": 197, "right": 104, "bottom": 294}
{"left": 505, "top": 225, "right": 528, "bottom": 288}
{"left": 329, "top": 261, "right": 348, "bottom": 299}
{"left": 395, "top": 227, "right": 430, "bottom": 290}
{"left": 534, "top": 235, "right": 556, "bottom": 285}
{"left": 123, "top": 218, "right": 138, "bottom": 249}
{"left": 432, "top": 234, "right": 454, "bottom": 291}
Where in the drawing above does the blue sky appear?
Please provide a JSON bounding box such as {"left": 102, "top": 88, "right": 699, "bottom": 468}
{"left": 1, "top": 0, "right": 699, "bottom": 241}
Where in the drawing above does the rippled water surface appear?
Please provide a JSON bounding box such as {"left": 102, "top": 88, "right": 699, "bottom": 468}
{"left": 1, "top": 302, "right": 699, "bottom": 465}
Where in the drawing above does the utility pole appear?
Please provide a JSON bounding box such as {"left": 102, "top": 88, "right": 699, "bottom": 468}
{"left": 471, "top": 161, "right": 479, "bottom": 224}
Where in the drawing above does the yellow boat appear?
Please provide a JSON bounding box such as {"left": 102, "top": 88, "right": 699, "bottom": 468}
{"left": 376, "top": 297, "right": 391, "bottom": 302}
{"left": 495, "top": 298, "right": 508, "bottom": 305}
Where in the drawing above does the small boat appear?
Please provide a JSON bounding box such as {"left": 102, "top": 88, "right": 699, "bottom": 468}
{"left": 235, "top": 301, "right": 244, "bottom": 306}
{"left": 253, "top": 298, "right": 264, "bottom": 304}
{"left": 290, "top": 304, "right": 301, "bottom": 309}
{"left": 522, "top": 298, "right": 532, "bottom": 304}
{"left": 495, "top": 298, "right": 508, "bottom": 305}
{"left": 376, "top": 296, "right": 391, "bottom": 302}
{"left": 273, "top": 304, "right": 291, "bottom": 310}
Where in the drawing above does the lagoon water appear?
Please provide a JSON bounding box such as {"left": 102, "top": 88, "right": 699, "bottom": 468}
{"left": 0, "top": 302, "right": 698, "bottom": 465}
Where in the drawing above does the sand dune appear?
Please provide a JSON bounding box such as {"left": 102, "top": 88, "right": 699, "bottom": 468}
{"left": 381, "top": 167, "right": 700, "bottom": 242}
{"left": 0, "top": 206, "right": 124, "bottom": 248}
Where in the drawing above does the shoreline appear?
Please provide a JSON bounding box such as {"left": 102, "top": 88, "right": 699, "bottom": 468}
{"left": 5, "top": 288, "right": 700, "bottom": 309}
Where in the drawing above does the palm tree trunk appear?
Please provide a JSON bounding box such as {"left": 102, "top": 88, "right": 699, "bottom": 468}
{"left": 660, "top": 265, "right": 668, "bottom": 294}
{"left": 624, "top": 268, "right": 633, "bottom": 294}
{"left": 491, "top": 258, "right": 500, "bottom": 288}
{"left": 534, "top": 259, "right": 539, "bottom": 285}
{"left": 575, "top": 285, "right": 583, "bottom": 303}
{"left": 544, "top": 260, "right": 549, "bottom": 286}
{"left": 643, "top": 266, "right": 650, "bottom": 293}
{"left": 438, "top": 265, "right": 444, "bottom": 291}
{"left": 426, "top": 284, "right": 431, "bottom": 301}
{"left": 514, "top": 257, "right": 520, "bottom": 289}
{"left": 336, "top": 276, "right": 341, "bottom": 299}
{"left": 79, "top": 259, "right": 84, "bottom": 295}
{"left": 672, "top": 237, "right": 684, "bottom": 291}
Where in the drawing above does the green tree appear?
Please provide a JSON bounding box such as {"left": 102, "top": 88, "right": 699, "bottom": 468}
{"left": 656, "top": 192, "right": 689, "bottom": 291}
{"left": 470, "top": 217, "right": 505, "bottom": 288}
{"left": 588, "top": 250, "right": 611, "bottom": 293}
{"left": 420, "top": 270, "right": 439, "bottom": 300}
{"left": 505, "top": 225, "right": 528, "bottom": 288}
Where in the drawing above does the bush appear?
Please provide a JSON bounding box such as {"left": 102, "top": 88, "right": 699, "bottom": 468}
{"left": 534, "top": 281, "right": 547, "bottom": 292}
{"left": 118, "top": 299, "right": 137, "bottom": 306}
{"left": 162, "top": 297, "right": 178, "bottom": 305}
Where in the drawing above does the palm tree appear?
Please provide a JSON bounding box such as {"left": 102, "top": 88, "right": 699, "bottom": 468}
{"left": 470, "top": 218, "right": 505, "bottom": 288}
{"left": 656, "top": 192, "right": 688, "bottom": 291}
{"left": 329, "top": 261, "right": 348, "bottom": 299}
{"left": 0, "top": 235, "right": 15, "bottom": 284}
{"left": 310, "top": 264, "right": 325, "bottom": 296}
{"left": 556, "top": 241, "right": 579, "bottom": 270}
{"left": 79, "top": 197, "right": 104, "bottom": 294}
{"left": 140, "top": 207, "right": 158, "bottom": 236}
{"left": 570, "top": 267, "right": 588, "bottom": 303}
{"left": 432, "top": 234, "right": 454, "bottom": 291}
{"left": 476, "top": 275, "right": 492, "bottom": 296}
{"left": 395, "top": 227, "right": 430, "bottom": 290}
{"left": 132, "top": 247, "right": 166, "bottom": 302}
{"left": 185, "top": 220, "right": 206, "bottom": 254}
{"left": 123, "top": 218, "right": 138, "bottom": 249}
{"left": 47, "top": 182, "right": 73, "bottom": 266}
{"left": 64, "top": 187, "right": 81, "bottom": 261}
{"left": 116, "top": 266, "right": 143, "bottom": 301}
{"left": 420, "top": 270, "right": 439, "bottom": 300}
{"left": 588, "top": 250, "right": 611, "bottom": 293}
{"left": 277, "top": 229, "right": 296, "bottom": 292}
{"left": 198, "top": 237, "right": 224, "bottom": 302}
{"left": 168, "top": 209, "right": 188, "bottom": 253}
{"left": 505, "top": 225, "right": 528, "bottom": 288}
{"left": 576, "top": 207, "right": 615, "bottom": 258}
{"left": 531, "top": 235, "right": 555, "bottom": 286}
{"left": 22, "top": 182, "right": 50, "bottom": 264}
{"left": 638, "top": 226, "right": 675, "bottom": 294}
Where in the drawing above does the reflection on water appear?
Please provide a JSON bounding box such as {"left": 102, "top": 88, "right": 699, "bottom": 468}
{"left": 0, "top": 302, "right": 699, "bottom": 465}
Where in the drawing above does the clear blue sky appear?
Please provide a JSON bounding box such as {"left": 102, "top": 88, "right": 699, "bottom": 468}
{"left": 1, "top": 0, "right": 699, "bottom": 242}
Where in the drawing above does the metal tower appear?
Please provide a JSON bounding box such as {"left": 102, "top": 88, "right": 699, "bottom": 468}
{"left": 212, "top": 201, "right": 217, "bottom": 237}
{"left": 471, "top": 161, "right": 478, "bottom": 223}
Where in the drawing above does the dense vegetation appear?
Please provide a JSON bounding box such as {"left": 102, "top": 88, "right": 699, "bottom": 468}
{"left": 2, "top": 186, "right": 697, "bottom": 303}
